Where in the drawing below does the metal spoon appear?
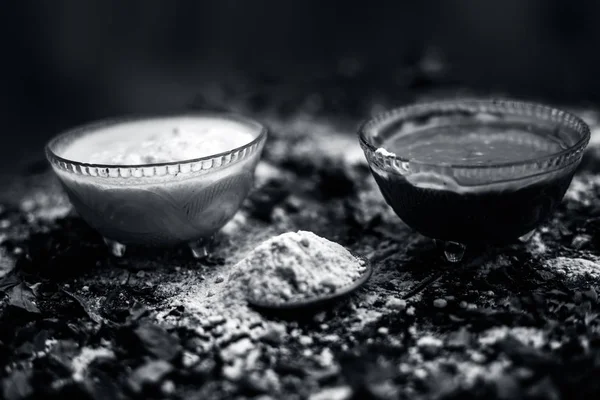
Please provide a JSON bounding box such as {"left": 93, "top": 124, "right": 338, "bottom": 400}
{"left": 246, "top": 255, "right": 373, "bottom": 311}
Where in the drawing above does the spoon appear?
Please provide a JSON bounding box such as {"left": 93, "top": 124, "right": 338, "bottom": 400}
{"left": 246, "top": 255, "right": 373, "bottom": 311}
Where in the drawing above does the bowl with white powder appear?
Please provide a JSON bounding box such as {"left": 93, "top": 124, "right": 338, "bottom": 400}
{"left": 46, "top": 113, "right": 267, "bottom": 257}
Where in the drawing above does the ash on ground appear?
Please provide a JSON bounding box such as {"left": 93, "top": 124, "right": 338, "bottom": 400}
{"left": 2, "top": 88, "right": 600, "bottom": 400}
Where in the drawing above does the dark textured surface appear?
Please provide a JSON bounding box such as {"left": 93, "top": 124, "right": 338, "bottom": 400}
{"left": 2, "top": 83, "right": 600, "bottom": 400}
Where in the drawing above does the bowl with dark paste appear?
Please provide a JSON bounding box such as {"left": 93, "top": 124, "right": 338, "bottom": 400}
{"left": 359, "top": 99, "right": 590, "bottom": 262}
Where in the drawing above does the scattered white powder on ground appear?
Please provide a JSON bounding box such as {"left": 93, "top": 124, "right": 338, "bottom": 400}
{"left": 71, "top": 347, "right": 115, "bottom": 381}
{"left": 563, "top": 176, "right": 597, "bottom": 206}
{"left": 229, "top": 231, "right": 367, "bottom": 304}
{"left": 525, "top": 231, "right": 548, "bottom": 256}
{"left": 309, "top": 385, "right": 353, "bottom": 400}
{"left": 479, "top": 326, "right": 546, "bottom": 348}
{"left": 458, "top": 359, "right": 511, "bottom": 389}
{"left": 417, "top": 336, "right": 443, "bottom": 348}
{"left": 544, "top": 257, "right": 600, "bottom": 285}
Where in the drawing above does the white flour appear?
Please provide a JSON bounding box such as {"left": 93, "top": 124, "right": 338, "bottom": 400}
{"left": 229, "top": 231, "right": 367, "bottom": 304}
{"left": 60, "top": 116, "right": 257, "bottom": 166}
{"left": 87, "top": 127, "right": 253, "bottom": 165}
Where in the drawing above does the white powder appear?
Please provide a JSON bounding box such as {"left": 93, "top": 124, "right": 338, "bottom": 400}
{"left": 71, "top": 347, "right": 115, "bottom": 381}
{"left": 60, "top": 116, "right": 257, "bottom": 166}
{"left": 479, "top": 326, "right": 546, "bottom": 348}
{"left": 375, "top": 147, "right": 397, "bottom": 158}
{"left": 564, "top": 176, "right": 594, "bottom": 206}
{"left": 545, "top": 257, "right": 600, "bottom": 284}
{"left": 229, "top": 231, "right": 367, "bottom": 304}
{"left": 87, "top": 127, "right": 253, "bottom": 165}
{"left": 417, "top": 336, "right": 443, "bottom": 348}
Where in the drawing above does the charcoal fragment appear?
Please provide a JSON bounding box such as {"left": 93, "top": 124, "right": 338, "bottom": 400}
{"left": 191, "top": 358, "right": 218, "bottom": 382}
{"left": 2, "top": 370, "right": 33, "bottom": 400}
{"left": 0, "top": 248, "right": 16, "bottom": 279}
{"left": 0, "top": 270, "right": 21, "bottom": 293}
{"left": 128, "top": 301, "right": 149, "bottom": 322}
{"left": 134, "top": 323, "right": 182, "bottom": 361}
{"left": 100, "top": 290, "right": 138, "bottom": 322}
{"left": 62, "top": 290, "right": 103, "bottom": 323}
{"left": 8, "top": 282, "right": 40, "bottom": 314}
{"left": 247, "top": 179, "right": 291, "bottom": 222}
{"left": 525, "top": 376, "right": 560, "bottom": 400}
{"left": 446, "top": 328, "right": 473, "bottom": 349}
{"left": 128, "top": 360, "right": 173, "bottom": 394}
{"left": 317, "top": 160, "right": 357, "bottom": 198}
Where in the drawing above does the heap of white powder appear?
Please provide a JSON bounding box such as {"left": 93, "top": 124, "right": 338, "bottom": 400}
{"left": 229, "top": 230, "right": 367, "bottom": 304}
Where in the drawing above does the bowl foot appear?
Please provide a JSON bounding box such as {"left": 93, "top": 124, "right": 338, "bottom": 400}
{"left": 189, "top": 237, "right": 214, "bottom": 259}
{"left": 518, "top": 229, "right": 536, "bottom": 243}
{"left": 435, "top": 240, "right": 466, "bottom": 263}
{"left": 103, "top": 238, "right": 127, "bottom": 257}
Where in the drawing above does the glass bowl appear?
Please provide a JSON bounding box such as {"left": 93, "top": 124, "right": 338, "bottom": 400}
{"left": 46, "top": 113, "right": 267, "bottom": 258}
{"left": 359, "top": 99, "right": 590, "bottom": 262}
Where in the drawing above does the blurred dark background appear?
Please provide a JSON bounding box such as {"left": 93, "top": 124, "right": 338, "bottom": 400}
{"left": 2, "top": 0, "right": 600, "bottom": 171}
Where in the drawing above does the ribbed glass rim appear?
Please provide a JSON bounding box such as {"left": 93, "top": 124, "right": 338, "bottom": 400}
{"left": 46, "top": 112, "right": 267, "bottom": 178}
{"left": 359, "top": 98, "right": 591, "bottom": 170}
